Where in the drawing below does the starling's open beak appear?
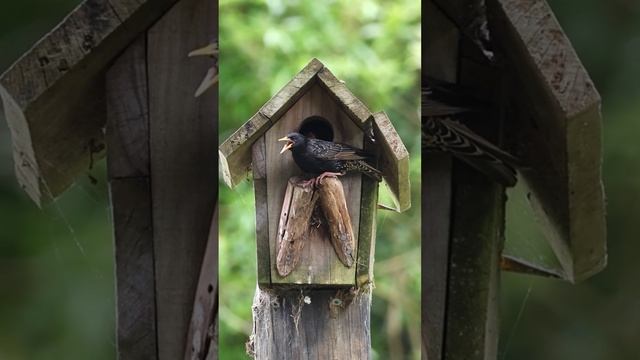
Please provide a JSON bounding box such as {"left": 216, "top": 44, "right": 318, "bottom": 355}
{"left": 188, "top": 42, "right": 218, "bottom": 57}
{"left": 189, "top": 42, "right": 219, "bottom": 97}
{"left": 278, "top": 137, "right": 293, "bottom": 154}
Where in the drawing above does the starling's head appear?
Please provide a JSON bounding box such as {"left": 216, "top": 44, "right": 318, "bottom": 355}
{"left": 278, "top": 132, "right": 306, "bottom": 154}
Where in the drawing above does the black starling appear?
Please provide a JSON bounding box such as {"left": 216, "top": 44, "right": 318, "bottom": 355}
{"left": 422, "top": 78, "right": 519, "bottom": 187}
{"left": 279, "top": 132, "right": 382, "bottom": 185}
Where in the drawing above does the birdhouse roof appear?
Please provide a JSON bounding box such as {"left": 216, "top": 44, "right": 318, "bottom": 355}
{"left": 219, "top": 58, "right": 410, "bottom": 212}
{"left": 0, "top": 0, "right": 180, "bottom": 206}
{"left": 431, "top": 0, "right": 606, "bottom": 282}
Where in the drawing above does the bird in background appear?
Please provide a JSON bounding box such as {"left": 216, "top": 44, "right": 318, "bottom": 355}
{"left": 279, "top": 132, "right": 382, "bottom": 187}
{"left": 189, "top": 40, "right": 218, "bottom": 97}
{"left": 422, "top": 76, "right": 520, "bottom": 187}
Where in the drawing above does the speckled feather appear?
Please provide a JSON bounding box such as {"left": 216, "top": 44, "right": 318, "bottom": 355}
{"left": 422, "top": 79, "right": 519, "bottom": 187}
{"left": 286, "top": 133, "right": 382, "bottom": 181}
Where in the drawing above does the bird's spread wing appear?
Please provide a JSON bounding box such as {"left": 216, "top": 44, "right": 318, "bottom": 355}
{"left": 307, "top": 139, "right": 370, "bottom": 161}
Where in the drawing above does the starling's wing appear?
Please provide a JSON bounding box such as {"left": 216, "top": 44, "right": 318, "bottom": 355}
{"left": 423, "top": 117, "right": 519, "bottom": 187}
{"left": 307, "top": 139, "right": 371, "bottom": 161}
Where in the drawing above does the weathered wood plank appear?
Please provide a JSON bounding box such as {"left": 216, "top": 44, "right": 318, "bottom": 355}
{"left": 106, "top": 35, "right": 156, "bottom": 360}
{"left": 423, "top": 2, "right": 458, "bottom": 358}
{"left": 220, "top": 112, "right": 270, "bottom": 188}
{"left": 488, "top": 0, "right": 606, "bottom": 282}
{"left": 248, "top": 287, "right": 371, "bottom": 359}
{"left": 265, "top": 84, "right": 362, "bottom": 285}
{"left": 109, "top": 177, "right": 156, "bottom": 360}
{"left": 445, "top": 163, "right": 504, "bottom": 360}
{"left": 443, "top": 33, "right": 507, "bottom": 360}
{"left": 106, "top": 35, "right": 149, "bottom": 179}
{"left": 372, "top": 111, "right": 410, "bottom": 212}
{"left": 276, "top": 177, "right": 319, "bottom": 276}
{"left": 259, "top": 58, "right": 324, "bottom": 121}
{"left": 316, "top": 67, "right": 372, "bottom": 127}
{"left": 318, "top": 177, "right": 356, "bottom": 268}
{"left": 422, "top": 154, "right": 452, "bottom": 360}
{"left": 355, "top": 135, "right": 378, "bottom": 288}
{"left": 0, "top": 0, "right": 180, "bottom": 205}
{"left": 184, "top": 205, "right": 219, "bottom": 360}
{"left": 147, "top": 0, "right": 217, "bottom": 358}
{"left": 252, "top": 136, "right": 272, "bottom": 286}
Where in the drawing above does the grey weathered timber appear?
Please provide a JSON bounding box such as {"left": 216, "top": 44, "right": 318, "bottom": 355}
{"left": 0, "top": 0, "right": 180, "bottom": 205}
{"left": 252, "top": 136, "right": 272, "bottom": 286}
{"left": 248, "top": 287, "right": 371, "bottom": 360}
{"left": 106, "top": 35, "right": 157, "bottom": 360}
{"left": 422, "top": 2, "right": 458, "bottom": 358}
{"left": 184, "top": 206, "right": 219, "bottom": 360}
{"left": 445, "top": 163, "right": 504, "bottom": 360}
{"left": 372, "top": 111, "right": 411, "bottom": 212}
{"left": 424, "top": 1, "right": 506, "bottom": 359}
{"left": 487, "top": 0, "right": 606, "bottom": 282}
{"left": 422, "top": 154, "right": 452, "bottom": 360}
{"left": 147, "top": 0, "right": 217, "bottom": 358}
{"left": 106, "top": 36, "right": 150, "bottom": 179}
{"left": 109, "top": 178, "right": 157, "bottom": 359}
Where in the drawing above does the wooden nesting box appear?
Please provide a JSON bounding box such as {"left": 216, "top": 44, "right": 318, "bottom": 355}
{"left": 220, "top": 58, "right": 410, "bottom": 287}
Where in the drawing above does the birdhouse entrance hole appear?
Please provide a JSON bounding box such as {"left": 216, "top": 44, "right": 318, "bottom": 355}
{"left": 299, "top": 116, "right": 334, "bottom": 141}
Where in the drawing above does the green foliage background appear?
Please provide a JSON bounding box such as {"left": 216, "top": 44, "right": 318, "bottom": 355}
{"left": 218, "top": 0, "right": 421, "bottom": 358}
{"left": 0, "top": 0, "right": 638, "bottom": 359}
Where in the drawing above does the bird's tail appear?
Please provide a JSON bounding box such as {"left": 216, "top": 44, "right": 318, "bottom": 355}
{"left": 424, "top": 117, "right": 519, "bottom": 187}
{"left": 351, "top": 160, "right": 383, "bottom": 182}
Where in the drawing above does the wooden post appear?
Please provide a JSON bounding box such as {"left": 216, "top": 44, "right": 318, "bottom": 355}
{"left": 248, "top": 176, "right": 373, "bottom": 359}
{"left": 424, "top": 1, "right": 506, "bottom": 359}
{"left": 247, "top": 287, "right": 371, "bottom": 359}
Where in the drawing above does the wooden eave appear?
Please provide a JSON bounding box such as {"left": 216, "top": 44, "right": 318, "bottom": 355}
{"left": 489, "top": 0, "right": 606, "bottom": 282}
{"left": 0, "top": 0, "right": 180, "bottom": 206}
{"left": 219, "top": 58, "right": 375, "bottom": 188}
{"left": 219, "top": 58, "right": 411, "bottom": 212}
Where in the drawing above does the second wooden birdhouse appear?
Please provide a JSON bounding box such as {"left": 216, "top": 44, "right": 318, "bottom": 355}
{"left": 220, "top": 58, "right": 410, "bottom": 288}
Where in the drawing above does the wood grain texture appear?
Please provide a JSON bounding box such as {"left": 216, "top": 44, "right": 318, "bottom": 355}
{"left": 372, "top": 111, "right": 410, "bottom": 212}
{"left": 355, "top": 161, "right": 378, "bottom": 288}
{"left": 423, "top": 2, "right": 458, "bottom": 358}
{"left": 318, "top": 177, "right": 356, "bottom": 268}
{"left": 265, "top": 84, "right": 362, "bottom": 285}
{"left": 184, "top": 205, "right": 219, "bottom": 360}
{"left": 488, "top": 0, "right": 606, "bottom": 282}
{"left": 109, "top": 178, "right": 157, "bottom": 359}
{"left": 106, "top": 35, "right": 149, "bottom": 179}
{"left": 0, "top": 0, "right": 179, "bottom": 205}
{"left": 220, "top": 112, "right": 270, "bottom": 187}
{"left": 276, "top": 178, "right": 319, "bottom": 277}
{"left": 445, "top": 163, "right": 504, "bottom": 360}
{"left": 106, "top": 36, "right": 156, "bottom": 360}
{"left": 442, "top": 28, "right": 507, "bottom": 360}
{"left": 252, "top": 136, "right": 272, "bottom": 286}
{"left": 317, "top": 67, "right": 372, "bottom": 127}
{"left": 248, "top": 288, "right": 371, "bottom": 359}
{"left": 147, "top": 0, "right": 218, "bottom": 358}
{"left": 422, "top": 154, "right": 452, "bottom": 360}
